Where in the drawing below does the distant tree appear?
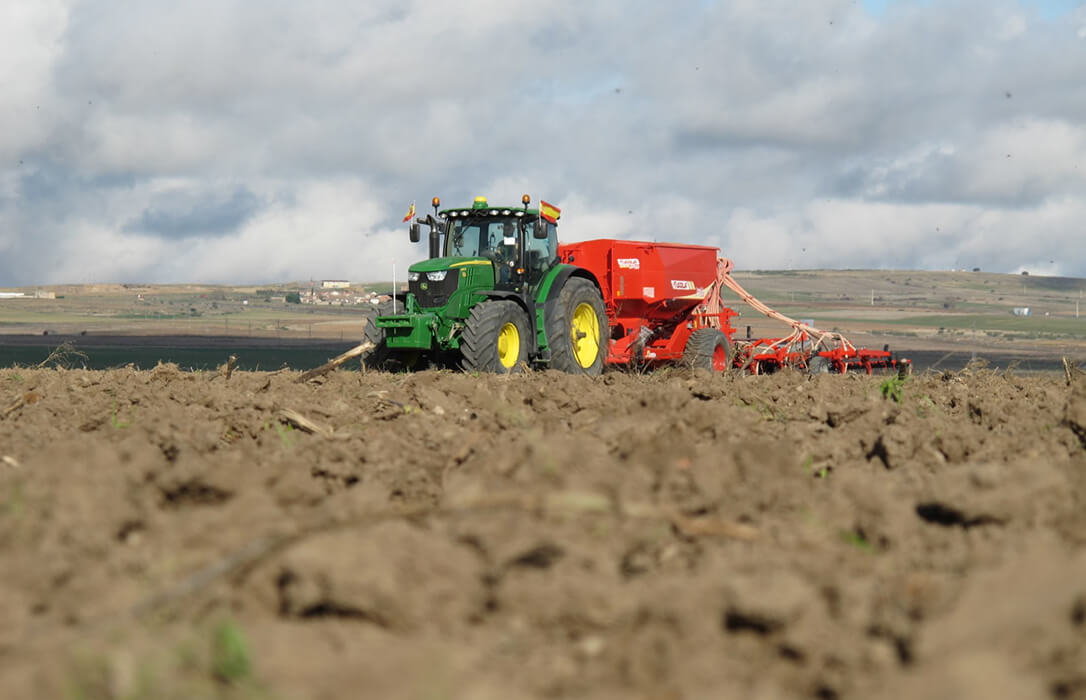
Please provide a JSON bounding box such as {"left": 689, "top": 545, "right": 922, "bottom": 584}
{"left": 285, "top": 292, "right": 301, "bottom": 304}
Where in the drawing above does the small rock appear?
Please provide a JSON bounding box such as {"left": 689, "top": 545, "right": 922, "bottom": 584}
{"left": 578, "top": 635, "right": 606, "bottom": 658}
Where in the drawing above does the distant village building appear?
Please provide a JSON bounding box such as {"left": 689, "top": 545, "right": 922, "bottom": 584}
{"left": 299, "top": 286, "right": 377, "bottom": 306}
{"left": 0, "top": 291, "right": 54, "bottom": 299}
{"left": 1013, "top": 307, "right": 1031, "bottom": 317}
{"left": 321, "top": 280, "right": 350, "bottom": 290}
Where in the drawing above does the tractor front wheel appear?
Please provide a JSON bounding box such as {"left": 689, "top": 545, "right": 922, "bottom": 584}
{"left": 683, "top": 328, "right": 732, "bottom": 373}
{"left": 461, "top": 300, "right": 530, "bottom": 373}
{"left": 360, "top": 317, "right": 392, "bottom": 370}
{"left": 547, "top": 278, "right": 607, "bottom": 375}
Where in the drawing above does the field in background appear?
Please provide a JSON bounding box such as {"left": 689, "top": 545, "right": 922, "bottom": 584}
{"left": 729, "top": 268, "right": 1086, "bottom": 362}
{"left": 0, "top": 282, "right": 388, "bottom": 342}
{"left": 1, "top": 269, "right": 1084, "bottom": 365}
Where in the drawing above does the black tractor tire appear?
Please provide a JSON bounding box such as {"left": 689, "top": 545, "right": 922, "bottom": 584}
{"left": 682, "top": 328, "right": 732, "bottom": 373}
{"left": 460, "top": 300, "right": 531, "bottom": 373}
{"left": 360, "top": 316, "right": 392, "bottom": 370}
{"left": 808, "top": 355, "right": 831, "bottom": 375}
{"left": 546, "top": 277, "right": 608, "bottom": 375}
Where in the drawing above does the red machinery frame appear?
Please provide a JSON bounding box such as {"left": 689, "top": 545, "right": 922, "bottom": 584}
{"left": 560, "top": 239, "right": 910, "bottom": 375}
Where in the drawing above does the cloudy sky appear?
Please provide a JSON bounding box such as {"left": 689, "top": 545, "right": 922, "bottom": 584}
{"left": 2, "top": 0, "right": 1085, "bottom": 285}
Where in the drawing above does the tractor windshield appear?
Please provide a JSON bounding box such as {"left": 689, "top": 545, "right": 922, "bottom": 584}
{"left": 446, "top": 217, "right": 523, "bottom": 259}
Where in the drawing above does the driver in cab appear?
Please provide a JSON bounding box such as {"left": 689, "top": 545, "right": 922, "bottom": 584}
{"left": 494, "top": 221, "right": 519, "bottom": 284}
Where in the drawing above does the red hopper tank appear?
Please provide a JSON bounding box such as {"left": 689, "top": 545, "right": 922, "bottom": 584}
{"left": 558, "top": 239, "right": 736, "bottom": 365}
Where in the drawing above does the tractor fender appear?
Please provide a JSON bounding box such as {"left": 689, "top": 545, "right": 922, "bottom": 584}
{"left": 472, "top": 290, "right": 533, "bottom": 319}
{"left": 540, "top": 265, "right": 603, "bottom": 308}
{"left": 533, "top": 265, "right": 604, "bottom": 362}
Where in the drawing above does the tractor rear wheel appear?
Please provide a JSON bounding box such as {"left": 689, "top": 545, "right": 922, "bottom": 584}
{"left": 546, "top": 278, "right": 607, "bottom": 375}
{"left": 461, "top": 300, "right": 530, "bottom": 373}
{"left": 683, "top": 328, "right": 731, "bottom": 373}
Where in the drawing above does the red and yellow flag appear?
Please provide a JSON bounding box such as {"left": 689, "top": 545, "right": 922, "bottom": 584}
{"left": 540, "top": 200, "right": 561, "bottom": 224}
{"left": 402, "top": 202, "right": 416, "bottom": 223}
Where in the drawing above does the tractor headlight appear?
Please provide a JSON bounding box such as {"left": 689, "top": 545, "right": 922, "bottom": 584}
{"left": 426, "top": 271, "right": 448, "bottom": 282}
{"left": 407, "top": 271, "right": 420, "bottom": 282}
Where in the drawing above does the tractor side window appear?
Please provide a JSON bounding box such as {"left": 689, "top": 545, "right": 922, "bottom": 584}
{"left": 525, "top": 220, "right": 558, "bottom": 275}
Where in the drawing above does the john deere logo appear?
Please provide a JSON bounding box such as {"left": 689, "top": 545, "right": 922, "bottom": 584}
{"left": 420, "top": 282, "right": 429, "bottom": 290}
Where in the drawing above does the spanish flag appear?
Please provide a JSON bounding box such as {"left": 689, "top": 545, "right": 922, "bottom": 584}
{"left": 402, "top": 202, "right": 416, "bottom": 223}
{"left": 540, "top": 200, "right": 561, "bottom": 224}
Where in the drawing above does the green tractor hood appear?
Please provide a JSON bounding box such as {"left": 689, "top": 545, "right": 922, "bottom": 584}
{"left": 409, "top": 256, "right": 492, "bottom": 273}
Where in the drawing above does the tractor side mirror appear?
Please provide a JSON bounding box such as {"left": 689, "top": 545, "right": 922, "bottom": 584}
{"left": 409, "top": 222, "right": 420, "bottom": 243}
{"left": 532, "top": 219, "right": 548, "bottom": 239}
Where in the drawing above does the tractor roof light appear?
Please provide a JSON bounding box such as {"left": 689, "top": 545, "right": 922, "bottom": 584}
{"left": 522, "top": 194, "right": 531, "bottom": 206}
{"left": 432, "top": 196, "right": 441, "bottom": 208}
{"left": 472, "top": 196, "right": 488, "bottom": 210}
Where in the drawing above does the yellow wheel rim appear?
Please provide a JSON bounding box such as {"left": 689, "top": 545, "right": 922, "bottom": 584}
{"left": 570, "top": 303, "right": 600, "bottom": 369}
{"left": 497, "top": 321, "right": 520, "bottom": 369}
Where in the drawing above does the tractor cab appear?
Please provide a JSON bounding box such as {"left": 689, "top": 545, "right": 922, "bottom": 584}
{"left": 409, "top": 195, "right": 557, "bottom": 297}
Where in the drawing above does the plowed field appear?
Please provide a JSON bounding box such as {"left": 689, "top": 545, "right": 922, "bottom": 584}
{"left": 1, "top": 365, "right": 1084, "bottom": 699}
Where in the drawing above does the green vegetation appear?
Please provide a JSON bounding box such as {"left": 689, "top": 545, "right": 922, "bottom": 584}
{"left": 63, "top": 621, "right": 261, "bottom": 699}
{"left": 110, "top": 401, "right": 134, "bottom": 429}
{"left": 877, "top": 314, "right": 1085, "bottom": 334}
{"left": 880, "top": 375, "right": 907, "bottom": 403}
{"left": 210, "top": 621, "right": 253, "bottom": 684}
{"left": 840, "top": 529, "right": 875, "bottom": 553}
{"left": 274, "top": 422, "right": 295, "bottom": 448}
{"left": 916, "top": 395, "right": 938, "bottom": 417}
{"left": 774, "top": 311, "right": 1086, "bottom": 339}
{"left": 1, "top": 483, "right": 24, "bottom": 518}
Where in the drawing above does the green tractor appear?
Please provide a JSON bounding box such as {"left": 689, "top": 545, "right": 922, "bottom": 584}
{"left": 364, "top": 195, "right": 607, "bottom": 374}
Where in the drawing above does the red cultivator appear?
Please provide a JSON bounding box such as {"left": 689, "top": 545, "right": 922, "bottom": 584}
{"left": 558, "top": 239, "right": 910, "bottom": 375}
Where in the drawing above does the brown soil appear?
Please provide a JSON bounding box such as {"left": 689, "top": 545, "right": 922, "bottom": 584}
{"left": 0, "top": 365, "right": 1084, "bottom": 699}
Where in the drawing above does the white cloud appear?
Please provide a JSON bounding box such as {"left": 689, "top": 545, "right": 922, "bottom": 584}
{"left": 0, "top": 2, "right": 69, "bottom": 159}
{"left": 721, "top": 196, "right": 1086, "bottom": 277}
{"left": 2, "top": 0, "right": 1086, "bottom": 285}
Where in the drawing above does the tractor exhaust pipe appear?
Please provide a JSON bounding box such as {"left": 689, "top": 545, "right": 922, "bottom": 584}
{"left": 429, "top": 228, "right": 440, "bottom": 259}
